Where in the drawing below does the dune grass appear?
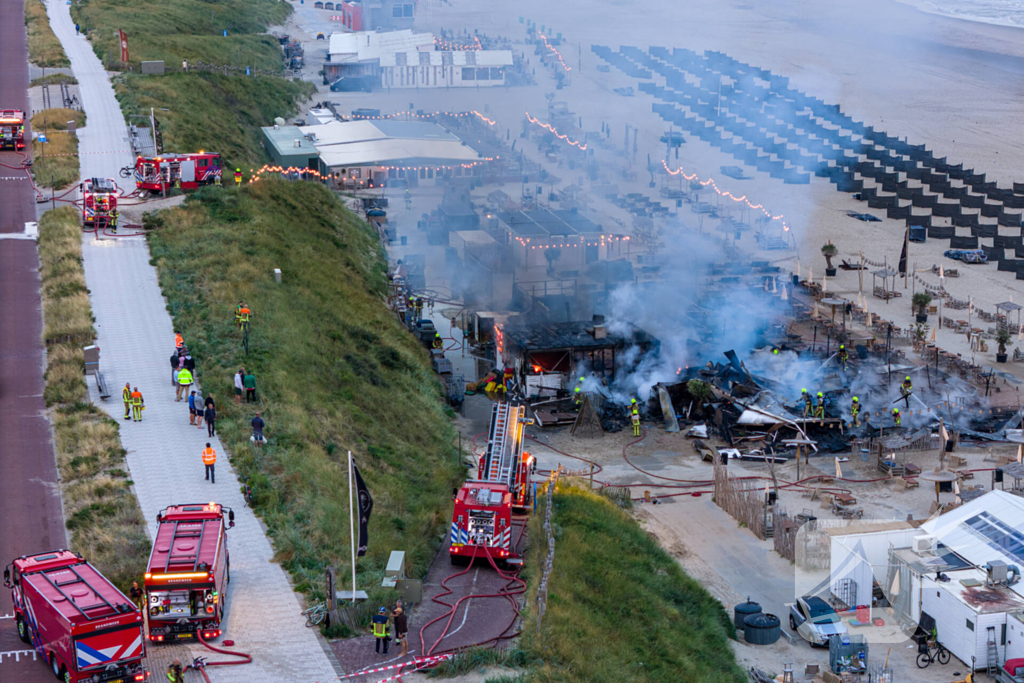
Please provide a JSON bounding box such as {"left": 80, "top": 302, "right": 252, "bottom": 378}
{"left": 32, "top": 109, "right": 87, "bottom": 191}
{"left": 146, "top": 180, "right": 463, "bottom": 608}
{"left": 38, "top": 207, "right": 149, "bottom": 593}
{"left": 25, "top": 0, "right": 69, "bottom": 68}
{"left": 31, "top": 73, "right": 78, "bottom": 87}
{"left": 115, "top": 72, "right": 313, "bottom": 169}
{"left": 517, "top": 481, "right": 746, "bottom": 683}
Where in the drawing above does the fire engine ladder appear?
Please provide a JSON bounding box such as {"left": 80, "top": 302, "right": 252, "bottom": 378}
{"left": 164, "top": 520, "right": 207, "bottom": 573}
{"left": 39, "top": 565, "right": 119, "bottom": 620}
{"left": 484, "top": 402, "right": 520, "bottom": 487}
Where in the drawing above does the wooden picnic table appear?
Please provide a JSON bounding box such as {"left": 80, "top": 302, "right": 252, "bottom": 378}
{"left": 835, "top": 493, "right": 857, "bottom": 506}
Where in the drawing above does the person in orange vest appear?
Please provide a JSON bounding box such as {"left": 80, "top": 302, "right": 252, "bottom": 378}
{"left": 174, "top": 331, "right": 184, "bottom": 349}
{"left": 122, "top": 382, "right": 132, "bottom": 420}
{"left": 130, "top": 387, "right": 144, "bottom": 422}
{"left": 238, "top": 304, "right": 251, "bottom": 331}
{"left": 202, "top": 443, "right": 217, "bottom": 484}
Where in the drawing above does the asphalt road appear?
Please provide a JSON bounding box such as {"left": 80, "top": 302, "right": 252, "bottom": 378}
{"left": 0, "top": 0, "right": 69, "bottom": 680}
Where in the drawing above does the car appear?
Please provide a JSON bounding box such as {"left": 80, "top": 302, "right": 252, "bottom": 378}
{"left": 789, "top": 595, "right": 847, "bottom": 647}
{"left": 330, "top": 76, "right": 375, "bottom": 93}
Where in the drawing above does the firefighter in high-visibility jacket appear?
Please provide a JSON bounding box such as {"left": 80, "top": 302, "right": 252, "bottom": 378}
{"left": 130, "top": 387, "right": 144, "bottom": 422}
{"left": 234, "top": 168, "right": 242, "bottom": 186}
{"left": 900, "top": 376, "right": 913, "bottom": 407}
{"left": 372, "top": 607, "right": 391, "bottom": 655}
{"left": 234, "top": 301, "right": 244, "bottom": 326}
{"left": 123, "top": 382, "right": 132, "bottom": 420}
{"left": 631, "top": 405, "right": 641, "bottom": 437}
{"left": 238, "top": 305, "right": 251, "bottom": 331}
{"left": 838, "top": 344, "right": 849, "bottom": 369}
{"left": 432, "top": 333, "right": 443, "bottom": 349}
{"left": 573, "top": 386, "right": 582, "bottom": 410}
{"left": 166, "top": 658, "right": 184, "bottom": 683}
{"left": 801, "top": 389, "right": 812, "bottom": 418}
{"left": 814, "top": 392, "right": 825, "bottom": 419}
{"left": 892, "top": 408, "right": 902, "bottom": 427}
{"left": 851, "top": 397, "right": 860, "bottom": 426}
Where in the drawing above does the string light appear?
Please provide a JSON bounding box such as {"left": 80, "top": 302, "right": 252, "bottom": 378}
{"left": 347, "top": 109, "right": 495, "bottom": 125}
{"left": 510, "top": 234, "right": 629, "bottom": 248}
{"left": 537, "top": 32, "right": 570, "bottom": 72}
{"left": 524, "top": 113, "right": 587, "bottom": 150}
{"left": 433, "top": 35, "right": 482, "bottom": 51}
{"left": 661, "top": 160, "right": 790, "bottom": 229}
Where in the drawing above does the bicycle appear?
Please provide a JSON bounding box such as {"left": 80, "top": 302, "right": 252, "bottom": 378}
{"left": 302, "top": 601, "right": 327, "bottom": 627}
{"left": 119, "top": 165, "right": 134, "bottom": 179}
{"left": 240, "top": 476, "right": 254, "bottom": 507}
{"left": 916, "top": 641, "right": 950, "bottom": 668}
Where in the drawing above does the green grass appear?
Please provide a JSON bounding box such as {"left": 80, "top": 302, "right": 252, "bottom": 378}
{"left": 115, "top": 72, "right": 313, "bottom": 169}
{"left": 31, "top": 73, "right": 78, "bottom": 87}
{"left": 25, "top": 0, "right": 69, "bottom": 67}
{"left": 38, "top": 208, "right": 149, "bottom": 593}
{"left": 146, "top": 180, "right": 463, "bottom": 606}
{"left": 32, "top": 109, "right": 87, "bottom": 190}
{"left": 72, "top": 0, "right": 290, "bottom": 71}
{"left": 517, "top": 481, "right": 746, "bottom": 683}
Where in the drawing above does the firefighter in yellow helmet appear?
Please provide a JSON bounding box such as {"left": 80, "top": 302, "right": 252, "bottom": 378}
{"left": 900, "top": 376, "right": 913, "bottom": 408}
{"left": 631, "top": 403, "right": 641, "bottom": 437}
{"left": 573, "top": 386, "right": 582, "bottom": 410}
{"left": 851, "top": 396, "right": 860, "bottom": 426}
{"left": 432, "top": 333, "right": 443, "bottom": 349}
{"left": 892, "top": 407, "right": 901, "bottom": 427}
{"left": 234, "top": 168, "right": 242, "bottom": 186}
{"left": 802, "top": 389, "right": 812, "bottom": 418}
{"left": 838, "top": 344, "right": 849, "bottom": 369}
{"left": 814, "top": 392, "right": 825, "bottom": 419}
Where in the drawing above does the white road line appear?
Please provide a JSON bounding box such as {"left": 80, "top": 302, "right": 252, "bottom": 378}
{"left": 442, "top": 568, "right": 479, "bottom": 640}
{"left": 0, "top": 614, "right": 13, "bottom": 619}
{"left": 0, "top": 649, "right": 38, "bottom": 663}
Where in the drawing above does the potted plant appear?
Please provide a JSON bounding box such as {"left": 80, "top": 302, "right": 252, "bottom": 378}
{"left": 997, "top": 328, "right": 1012, "bottom": 363}
{"left": 821, "top": 242, "right": 838, "bottom": 277}
{"left": 912, "top": 292, "right": 932, "bottom": 323}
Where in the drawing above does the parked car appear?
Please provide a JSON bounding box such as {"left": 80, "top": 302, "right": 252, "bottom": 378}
{"left": 330, "top": 76, "right": 375, "bottom": 93}
{"left": 789, "top": 595, "right": 847, "bottom": 646}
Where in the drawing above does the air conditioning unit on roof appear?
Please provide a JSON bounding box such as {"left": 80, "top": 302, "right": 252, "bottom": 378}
{"left": 913, "top": 534, "right": 937, "bottom": 555}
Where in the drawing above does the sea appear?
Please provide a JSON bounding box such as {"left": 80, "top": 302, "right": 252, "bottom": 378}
{"left": 906, "top": 0, "right": 1024, "bottom": 28}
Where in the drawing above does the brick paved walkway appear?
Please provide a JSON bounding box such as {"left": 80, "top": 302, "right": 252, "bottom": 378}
{"left": 44, "top": 2, "right": 343, "bottom": 680}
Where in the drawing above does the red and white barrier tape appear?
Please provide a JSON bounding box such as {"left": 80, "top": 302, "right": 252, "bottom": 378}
{"left": 325, "top": 653, "right": 451, "bottom": 682}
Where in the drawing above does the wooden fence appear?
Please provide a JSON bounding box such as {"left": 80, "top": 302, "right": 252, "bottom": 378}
{"left": 713, "top": 461, "right": 769, "bottom": 540}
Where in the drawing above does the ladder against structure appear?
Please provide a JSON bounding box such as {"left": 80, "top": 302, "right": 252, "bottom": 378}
{"left": 988, "top": 625, "right": 999, "bottom": 674}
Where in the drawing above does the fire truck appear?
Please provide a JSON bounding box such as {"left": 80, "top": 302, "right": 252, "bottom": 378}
{"left": 144, "top": 503, "right": 234, "bottom": 642}
{"left": 3, "top": 550, "right": 149, "bottom": 683}
{"left": 0, "top": 109, "right": 25, "bottom": 150}
{"left": 450, "top": 402, "right": 535, "bottom": 567}
{"left": 133, "top": 152, "right": 222, "bottom": 193}
{"left": 81, "top": 178, "right": 118, "bottom": 227}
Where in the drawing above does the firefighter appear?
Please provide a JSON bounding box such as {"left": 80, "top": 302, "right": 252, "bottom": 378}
{"left": 234, "top": 301, "right": 244, "bottom": 326}
{"left": 109, "top": 208, "right": 119, "bottom": 233}
{"left": 372, "top": 606, "right": 391, "bottom": 655}
{"left": 814, "top": 392, "right": 825, "bottom": 419}
{"left": 214, "top": 172, "right": 222, "bottom": 187}
{"left": 892, "top": 407, "right": 902, "bottom": 427}
{"left": 122, "top": 382, "right": 132, "bottom": 420}
{"left": 173, "top": 176, "right": 181, "bottom": 190}
{"left": 238, "top": 304, "right": 251, "bottom": 331}
{"left": 838, "top": 344, "right": 849, "bottom": 369}
{"left": 234, "top": 168, "right": 242, "bottom": 186}
{"left": 166, "top": 658, "right": 184, "bottom": 683}
{"left": 900, "top": 376, "right": 913, "bottom": 407}
{"left": 177, "top": 366, "right": 194, "bottom": 402}
{"left": 631, "top": 405, "right": 641, "bottom": 437}
{"left": 801, "top": 388, "right": 812, "bottom": 418}
{"left": 175, "top": 330, "right": 184, "bottom": 350}
{"left": 202, "top": 443, "right": 217, "bottom": 484}
{"left": 414, "top": 296, "right": 424, "bottom": 322}
{"left": 130, "top": 387, "right": 144, "bottom": 422}
{"left": 404, "top": 188, "right": 412, "bottom": 210}
{"left": 851, "top": 396, "right": 860, "bottom": 426}
{"left": 433, "top": 333, "right": 443, "bottom": 349}
{"left": 573, "top": 386, "right": 582, "bottom": 409}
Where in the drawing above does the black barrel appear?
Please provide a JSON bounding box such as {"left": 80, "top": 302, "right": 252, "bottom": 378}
{"left": 734, "top": 600, "right": 762, "bottom": 630}
{"left": 743, "top": 612, "right": 781, "bottom": 645}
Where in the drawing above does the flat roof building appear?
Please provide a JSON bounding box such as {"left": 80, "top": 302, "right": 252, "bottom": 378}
{"left": 262, "top": 125, "right": 321, "bottom": 171}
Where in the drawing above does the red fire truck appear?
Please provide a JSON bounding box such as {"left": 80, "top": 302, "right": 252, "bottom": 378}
{"left": 81, "top": 178, "right": 118, "bottom": 227}
{"left": 144, "top": 503, "right": 234, "bottom": 642}
{"left": 450, "top": 402, "right": 535, "bottom": 567}
{"left": 0, "top": 109, "right": 26, "bottom": 150}
{"left": 133, "top": 152, "right": 222, "bottom": 193}
{"left": 4, "top": 550, "right": 149, "bottom": 683}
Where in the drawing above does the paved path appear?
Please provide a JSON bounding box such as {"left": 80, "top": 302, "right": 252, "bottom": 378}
{"left": 44, "top": 2, "right": 342, "bottom": 680}
{"left": 0, "top": 0, "right": 67, "bottom": 679}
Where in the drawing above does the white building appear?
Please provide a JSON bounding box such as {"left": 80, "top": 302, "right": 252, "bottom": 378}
{"left": 827, "top": 491, "right": 1024, "bottom": 670}
{"left": 379, "top": 49, "right": 513, "bottom": 88}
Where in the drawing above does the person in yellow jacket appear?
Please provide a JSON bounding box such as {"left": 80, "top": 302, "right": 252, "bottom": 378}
{"left": 631, "top": 405, "right": 641, "bottom": 437}
{"left": 122, "top": 382, "right": 132, "bottom": 420}
{"left": 130, "top": 387, "right": 144, "bottom": 422}
{"left": 202, "top": 443, "right": 217, "bottom": 484}
{"left": 177, "top": 367, "right": 193, "bottom": 402}
{"left": 166, "top": 658, "right": 184, "bottom": 683}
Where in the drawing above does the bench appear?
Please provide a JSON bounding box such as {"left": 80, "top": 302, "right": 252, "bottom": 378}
{"left": 95, "top": 371, "right": 111, "bottom": 400}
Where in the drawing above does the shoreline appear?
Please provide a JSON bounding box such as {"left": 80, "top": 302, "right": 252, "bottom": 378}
{"left": 893, "top": 0, "right": 1024, "bottom": 33}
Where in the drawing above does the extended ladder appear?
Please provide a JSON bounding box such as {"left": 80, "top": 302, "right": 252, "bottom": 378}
{"left": 484, "top": 402, "right": 523, "bottom": 488}
{"left": 987, "top": 625, "right": 999, "bottom": 675}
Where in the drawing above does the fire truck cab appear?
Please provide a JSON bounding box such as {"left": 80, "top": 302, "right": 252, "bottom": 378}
{"left": 81, "top": 177, "right": 118, "bottom": 227}
{"left": 450, "top": 402, "right": 535, "bottom": 567}
{"left": 0, "top": 109, "right": 26, "bottom": 150}
{"left": 134, "top": 152, "right": 221, "bottom": 193}
{"left": 4, "top": 550, "right": 149, "bottom": 683}
{"left": 144, "top": 503, "right": 234, "bottom": 643}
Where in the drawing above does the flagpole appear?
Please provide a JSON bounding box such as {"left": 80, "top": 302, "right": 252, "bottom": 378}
{"left": 349, "top": 450, "right": 356, "bottom": 604}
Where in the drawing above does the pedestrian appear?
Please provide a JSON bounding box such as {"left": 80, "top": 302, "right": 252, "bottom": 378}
{"left": 371, "top": 606, "right": 390, "bottom": 655}
{"left": 177, "top": 366, "right": 193, "bottom": 402}
{"left": 129, "top": 580, "right": 143, "bottom": 610}
{"left": 188, "top": 391, "right": 198, "bottom": 426}
{"left": 243, "top": 370, "right": 257, "bottom": 403}
{"left": 195, "top": 388, "right": 205, "bottom": 430}
{"left": 170, "top": 350, "right": 180, "bottom": 386}
{"left": 202, "top": 443, "right": 216, "bottom": 484}
{"left": 130, "top": 387, "right": 144, "bottom": 422}
{"left": 234, "top": 368, "right": 244, "bottom": 404}
{"left": 392, "top": 600, "right": 408, "bottom": 657}
{"left": 251, "top": 411, "right": 264, "bottom": 447}
{"left": 122, "top": 382, "right": 132, "bottom": 420}
{"left": 182, "top": 59, "right": 188, "bottom": 72}
{"left": 75, "top": 23, "right": 79, "bottom": 34}
{"left": 174, "top": 331, "right": 183, "bottom": 350}
{"left": 183, "top": 350, "right": 195, "bottom": 372}
{"left": 205, "top": 395, "right": 216, "bottom": 437}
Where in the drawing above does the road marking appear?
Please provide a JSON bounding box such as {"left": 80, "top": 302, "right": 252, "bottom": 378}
{"left": 0, "top": 613, "right": 13, "bottom": 619}
{"left": 0, "top": 649, "right": 38, "bottom": 663}
{"left": 443, "top": 568, "right": 479, "bottom": 640}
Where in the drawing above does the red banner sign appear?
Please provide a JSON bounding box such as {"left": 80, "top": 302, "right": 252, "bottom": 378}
{"left": 118, "top": 29, "right": 129, "bottom": 62}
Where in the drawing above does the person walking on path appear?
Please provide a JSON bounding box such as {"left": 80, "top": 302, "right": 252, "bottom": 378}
{"left": 202, "top": 443, "right": 216, "bottom": 484}
{"left": 130, "top": 387, "right": 144, "bottom": 422}
{"left": 251, "top": 412, "right": 264, "bottom": 446}
{"left": 234, "top": 368, "right": 244, "bottom": 404}
{"left": 129, "top": 580, "right": 143, "bottom": 610}
{"left": 392, "top": 600, "right": 408, "bottom": 657}
{"left": 177, "top": 366, "right": 193, "bottom": 401}
{"left": 170, "top": 350, "right": 180, "bottom": 386}
{"left": 243, "top": 370, "right": 257, "bottom": 403}
{"left": 188, "top": 391, "right": 198, "bottom": 426}
{"left": 122, "top": 382, "right": 132, "bottom": 420}
{"left": 204, "top": 395, "right": 216, "bottom": 437}
{"left": 195, "top": 388, "right": 205, "bottom": 430}
{"left": 371, "top": 607, "right": 391, "bottom": 655}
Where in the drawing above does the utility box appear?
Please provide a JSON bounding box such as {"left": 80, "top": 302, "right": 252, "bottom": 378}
{"left": 83, "top": 345, "right": 100, "bottom": 375}
{"left": 141, "top": 61, "right": 165, "bottom": 75}
{"left": 382, "top": 550, "right": 406, "bottom": 588}
{"left": 395, "top": 579, "right": 422, "bottom": 605}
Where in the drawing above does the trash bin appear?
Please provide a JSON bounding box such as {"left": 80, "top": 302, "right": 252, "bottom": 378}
{"left": 829, "top": 634, "right": 868, "bottom": 674}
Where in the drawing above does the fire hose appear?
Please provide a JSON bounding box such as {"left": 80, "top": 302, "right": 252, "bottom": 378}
{"left": 186, "top": 631, "right": 253, "bottom": 682}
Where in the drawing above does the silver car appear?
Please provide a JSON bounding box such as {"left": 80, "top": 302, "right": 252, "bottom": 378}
{"left": 789, "top": 595, "right": 847, "bottom": 646}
